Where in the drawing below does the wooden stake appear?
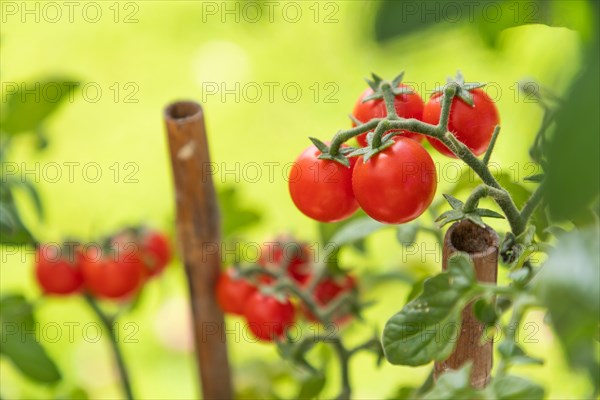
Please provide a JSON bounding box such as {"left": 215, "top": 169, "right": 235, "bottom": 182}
{"left": 164, "top": 101, "right": 232, "bottom": 399}
{"left": 434, "top": 220, "right": 499, "bottom": 388}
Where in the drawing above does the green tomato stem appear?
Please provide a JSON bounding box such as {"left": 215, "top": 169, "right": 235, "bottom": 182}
{"left": 381, "top": 82, "right": 399, "bottom": 119}
{"left": 331, "top": 337, "right": 351, "bottom": 400}
{"left": 520, "top": 180, "right": 546, "bottom": 224}
{"left": 83, "top": 293, "right": 134, "bottom": 400}
{"left": 329, "top": 119, "right": 382, "bottom": 155}
{"left": 483, "top": 126, "right": 501, "bottom": 166}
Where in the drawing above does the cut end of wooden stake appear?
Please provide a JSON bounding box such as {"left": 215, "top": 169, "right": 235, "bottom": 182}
{"left": 164, "top": 100, "right": 203, "bottom": 122}
{"left": 447, "top": 220, "right": 499, "bottom": 258}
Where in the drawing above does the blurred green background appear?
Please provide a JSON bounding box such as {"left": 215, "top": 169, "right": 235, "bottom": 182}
{"left": 0, "top": 1, "right": 596, "bottom": 398}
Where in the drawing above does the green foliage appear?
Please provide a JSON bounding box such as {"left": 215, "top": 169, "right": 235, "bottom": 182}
{"left": 217, "top": 185, "right": 262, "bottom": 239}
{"left": 535, "top": 227, "right": 600, "bottom": 391}
{"left": 328, "top": 216, "right": 386, "bottom": 247}
{"left": 0, "top": 294, "right": 61, "bottom": 384}
{"left": 0, "top": 77, "right": 78, "bottom": 136}
{"left": 373, "top": 0, "right": 592, "bottom": 46}
{"left": 422, "top": 364, "right": 478, "bottom": 400}
{"left": 297, "top": 372, "right": 326, "bottom": 399}
{"left": 436, "top": 193, "right": 504, "bottom": 228}
{"left": 419, "top": 363, "right": 545, "bottom": 400}
{"left": 0, "top": 182, "right": 37, "bottom": 246}
{"left": 544, "top": 33, "right": 600, "bottom": 221}
{"left": 497, "top": 341, "right": 544, "bottom": 368}
{"left": 489, "top": 375, "right": 545, "bottom": 400}
{"left": 382, "top": 253, "right": 476, "bottom": 365}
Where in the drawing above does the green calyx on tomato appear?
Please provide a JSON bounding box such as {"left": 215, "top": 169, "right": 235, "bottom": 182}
{"left": 424, "top": 72, "right": 499, "bottom": 158}
{"left": 431, "top": 70, "right": 487, "bottom": 107}
{"left": 351, "top": 72, "right": 425, "bottom": 150}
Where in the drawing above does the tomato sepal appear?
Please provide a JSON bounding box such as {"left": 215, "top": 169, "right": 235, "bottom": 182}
{"left": 431, "top": 71, "right": 487, "bottom": 107}
{"left": 435, "top": 193, "right": 505, "bottom": 228}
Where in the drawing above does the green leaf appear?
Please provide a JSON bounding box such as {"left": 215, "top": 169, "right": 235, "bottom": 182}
{"left": 422, "top": 363, "right": 478, "bottom": 400}
{"left": 0, "top": 201, "right": 16, "bottom": 232}
{"left": 497, "top": 341, "right": 544, "bottom": 367}
{"left": 1, "top": 77, "right": 79, "bottom": 135}
{"left": 14, "top": 180, "right": 44, "bottom": 220}
{"left": 489, "top": 375, "right": 544, "bottom": 400}
{"left": 382, "top": 253, "right": 476, "bottom": 365}
{"left": 0, "top": 199, "right": 36, "bottom": 246}
{"left": 396, "top": 223, "right": 419, "bottom": 245}
{"left": 217, "top": 186, "right": 262, "bottom": 238}
{"left": 297, "top": 372, "right": 326, "bottom": 399}
{"left": 473, "top": 298, "right": 497, "bottom": 326}
{"left": 535, "top": 227, "right": 600, "bottom": 391}
{"left": 329, "top": 216, "right": 387, "bottom": 247}
{"left": 0, "top": 294, "right": 62, "bottom": 383}
{"left": 544, "top": 37, "right": 600, "bottom": 221}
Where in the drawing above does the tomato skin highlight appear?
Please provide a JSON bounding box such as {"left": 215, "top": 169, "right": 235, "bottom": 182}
{"left": 35, "top": 245, "right": 84, "bottom": 296}
{"left": 423, "top": 88, "right": 500, "bottom": 157}
{"left": 243, "top": 292, "right": 296, "bottom": 342}
{"left": 289, "top": 145, "right": 359, "bottom": 223}
{"left": 352, "top": 137, "right": 437, "bottom": 224}
{"left": 216, "top": 268, "right": 257, "bottom": 316}
{"left": 352, "top": 84, "right": 425, "bottom": 147}
{"left": 80, "top": 245, "right": 146, "bottom": 300}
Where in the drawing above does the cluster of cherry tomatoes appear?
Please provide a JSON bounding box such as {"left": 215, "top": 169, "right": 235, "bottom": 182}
{"left": 215, "top": 236, "right": 356, "bottom": 342}
{"left": 35, "top": 227, "right": 171, "bottom": 300}
{"left": 289, "top": 76, "right": 499, "bottom": 224}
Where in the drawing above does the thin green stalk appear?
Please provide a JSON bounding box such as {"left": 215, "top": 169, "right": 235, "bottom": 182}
{"left": 83, "top": 294, "right": 134, "bottom": 400}
{"left": 348, "top": 338, "right": 380, "bottom": 356}
{"left": 332, "top": 338, "right": 351, "bottom": 400}
{"left": 381, "top": 82, "right": 399, "bottom": 119}
{"left": 437, "top": 84, "right": 458, "bottom": 129}
{"left": 520, "top": 180, "right": 546, "bottom": 223}
{"left": 329, "top": 118, "right": 382, "bottom": 155}
{"left": 482, "top": 126, "right": 501, "bottom": 166}
{"left": 463, "top": 185, "right": 508, "bottom": 212}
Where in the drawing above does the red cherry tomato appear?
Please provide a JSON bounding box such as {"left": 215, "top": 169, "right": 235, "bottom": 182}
{"left": 140, "top": 230, "right": 171, "bottom": 277}
{"left": 81, "top": 244, "right": 146, "bottom": 300}
{"left": 304, "top": 275, "right": 356, "bottom": 325}
{"left": 352, "top": 84, "right": 425, "bottom": 147}
{"left": 423, "top": 88, "right": 499, "bottom": 157}
{"left": 216, "top": 268, "right": 257, "bottom": 316}
{"left": 35, "top": 244, "right": 84, "bottom": 296}
{"left": 111, "top": 228, "right": 172, "bottom": 278}
{"left": 289, "top": 144, "right": 358, "bottom": 223}
{"left": 352, "top": 137, "right": 437, "bottom": 224}
{"left": 258, "top": 238, "right": 312, "bottom": 285}
{"left": 243, "top": 292, "right": 295, "bottom": 342}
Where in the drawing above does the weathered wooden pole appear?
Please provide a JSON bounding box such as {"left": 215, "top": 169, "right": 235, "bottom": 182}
{"left": 434, "top": 219, "right": 499, "bottom": 388}
{"left": 164, "top": 101, "right": 232, "bottom": 399}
